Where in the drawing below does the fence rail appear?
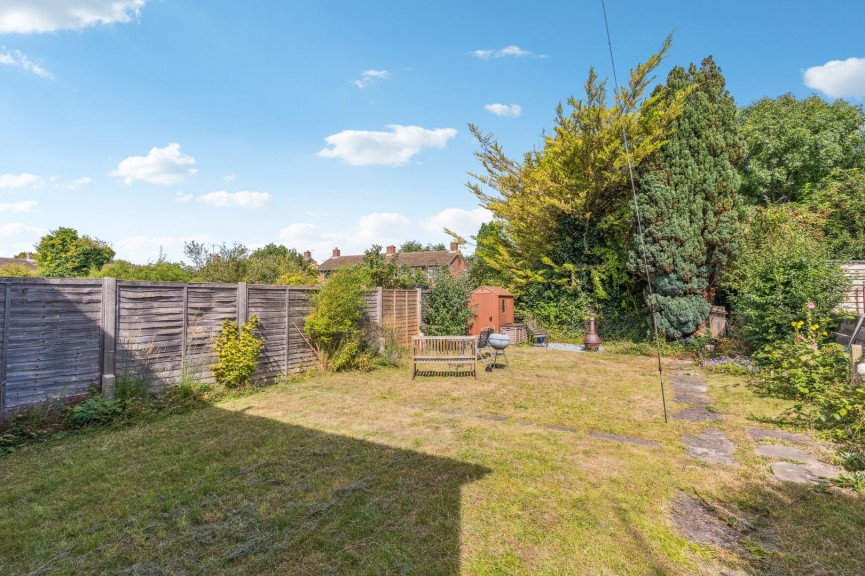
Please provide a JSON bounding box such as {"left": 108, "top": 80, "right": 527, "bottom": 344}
{"left": 0, "top": 278, "right": 422, "bottom": 418}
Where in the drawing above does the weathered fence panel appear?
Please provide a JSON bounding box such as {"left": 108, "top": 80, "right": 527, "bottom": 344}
{"left": 1, "top": 279, "right": 103, "bottom": 411}
{"left": 840, "top": 262, "right": 865, "bottom": 315}
{"left": 117, "top": 282, "right": 185, "bottom": 388}
{"left": 0, "top": 278, "right": 423, "bottom": 417}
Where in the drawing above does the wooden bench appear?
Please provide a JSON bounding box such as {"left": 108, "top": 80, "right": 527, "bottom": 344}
{"left": 411, "top": 336, "right": 478, "bottom": 379}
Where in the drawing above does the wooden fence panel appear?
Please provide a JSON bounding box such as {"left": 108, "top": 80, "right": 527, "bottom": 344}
{"left": 0, "top": 279, "right": 425, "bottom": 416}
{"left": 184, "top": 285, "right": 238, "bottom": 383}
{"left": 3, "top": 280, "right": 103, "bottom": 410}
{"left": 288, "top": 288, "right": 318, "bottom": 372}
{"left": 249, "top": 286, "right": 288, "bottom": 382}
{"left": 116, "top": 283, "right": 185, "bottom": 389}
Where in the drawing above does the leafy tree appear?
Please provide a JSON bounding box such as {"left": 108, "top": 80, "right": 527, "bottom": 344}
{"left": 184, "top": 241, "right": 249, "bottom": 283}
{"left": 35, "top": 227, "right": 115, "bottom": 277}
{"left": 247, "top": 243, "right": 317, "bottom": 285}
{"left": 0, "top": 263, "right": 36, "bottom": 277}
{"left": 806, "top": 168, "right": 865, "bottom": 260}
{"left": 631, "top": 57, "right": 745, "bottom": 339}
{"left": 361, "top": 245, "right": 425, "bottom": 288}
{"left": 304, "top": 266, "right": 372, "bottom": 370}
{"left": 725, "top": 204, "right": 849, "bottom": 350}
{"left": 467, "top": 37, "right": 686, "bottom": 333}
{"left": 466, "top": 221, "right": 509, "bottom": 287}
{"left": 421, "top": 269, "right": 476, "bottom": 336}
{"left": 90, "top": 259, "right": 192, "bottom": 282}
{"left": 398, "top": 241, "right": 446, "bottom": 252}
{"left": 739, "top": 94, "right": 865, "bottom": 203}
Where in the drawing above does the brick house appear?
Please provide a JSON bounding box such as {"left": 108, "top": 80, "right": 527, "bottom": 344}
{"left": 317, "top": 242, "right": 466, "bottom": 281}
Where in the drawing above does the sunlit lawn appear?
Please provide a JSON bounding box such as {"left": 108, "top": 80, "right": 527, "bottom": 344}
{"left": 1, "top": 347, "right": 864, "bottom": 575}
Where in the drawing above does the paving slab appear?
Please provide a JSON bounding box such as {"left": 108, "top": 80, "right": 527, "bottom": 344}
{"left": 683, "top": 429, "right": 737, "bottom": 466}
{"left": 746, "top": 427, "right": 814, "bottom": 447}
{"left": 671, "top": 492, "right": 739, "bottom": 550}
{"left": 673, "top": 406, "right": 723, "bottom": 422}
{"left": 770, "top": 461, "right": 839, "bottom": 484}
{"left": 755, "top": 444, "right": 822, "bottom": 466}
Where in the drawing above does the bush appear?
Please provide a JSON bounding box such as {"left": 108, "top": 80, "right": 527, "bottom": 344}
{"left": 422, "top": 269, "right": 475, "bottom": 336}
{"left": 65, "top": 396, "right": 123, "bottom": 428}
{"left": 305, "top": 266, "right": 373, "bottom": 371}
{"left": 212, "top": 317, "right": 265, "bottom": 388}
{"left": 753, "top": 306, "right": 865, "bottom": 445}
{"left": 726, "top": 205, "right": 849, "bottom": 350}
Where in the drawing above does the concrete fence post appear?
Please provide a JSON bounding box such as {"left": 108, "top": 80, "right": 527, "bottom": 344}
{"left": 101, "top": 277, "right": 117, "bottom": 399}
{"left": 237, "top": 282, "right": 249, "bottom": 327}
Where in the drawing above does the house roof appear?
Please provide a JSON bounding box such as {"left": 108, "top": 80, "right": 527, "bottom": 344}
{"left": 473, "top": 285, "right": 513, "bottom": 297}
{"left": 318, "top": 250, "right": 462, "bottom": 272}
{"left": 0, "top": 257, "right": 38, "bottom": 271}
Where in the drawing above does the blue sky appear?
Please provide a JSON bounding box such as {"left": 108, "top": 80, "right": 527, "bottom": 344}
{"left": 1, "top": 0, "right": 864, "bottom": 263}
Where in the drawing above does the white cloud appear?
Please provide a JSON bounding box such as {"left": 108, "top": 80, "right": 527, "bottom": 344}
{"left": 355, "top": 69, "right": 390, "bottom": 88}
{"left": 174, "top": 192, "right": 193, "bottom": 203}
{"left": 472, "top": 45, "right": 533, "bottom": 59}
{"left": 0, "top": 172, "right": 41, "bottom": 189}
{"left": 0, "top": 48, "right": 52, "bottom": 78}
{"left": 196, "top": 190, "right": 271, "bottom": 209}
{"left": 318, "top": 125, "right": 457, "bottom": 166}
{"left": 0, "top": 0, "right": 147, "bottom": 34}
{"left": 803, "top": 57, "right": 865, "bottom": 98}
{"left": 222, "top": 171, "right": 236, "bottom": 182}
{"left": 0, "top": 222, "right": 45, "bottom": 256}
{"left": 279, "top": 209, "right": 487, "bottom": 262}
{"left": 111, "top": 143, "right": 197, "bottom": 185}
{"left": 422, "top": 207, "right": 491, "bottom": 240}
{"left": 65, "top": 176, "right": 92, "bottom": 190}
{"left": 484, "top": 103, "right": 522, "bottom": 118}
{"left": 0, "top": 200, "right": 37, "bottom": 213}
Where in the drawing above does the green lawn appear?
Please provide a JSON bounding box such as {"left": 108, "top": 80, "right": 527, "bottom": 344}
{"left": 1, "top": 347, "right": 864, "bottom": 575}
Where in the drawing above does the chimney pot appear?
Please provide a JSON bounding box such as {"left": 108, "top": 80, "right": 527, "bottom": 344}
{"left": 332, "top": 247, "right": 340, "bottom": 257}
{"left": 450, "top": 242, "right": 458, "bottom": 252}
{"left": 386, "top": 245, "right": 396, "bottom": 255}
{"left": 303, "top": 250, "right": 311, "bottom": 260}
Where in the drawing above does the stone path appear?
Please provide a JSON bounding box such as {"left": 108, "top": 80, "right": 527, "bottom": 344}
{"left": 670, "top": 368, "right": 737, "bottom": 466}
{"left": 747, "top": 427, "right": 840, "bottom": 484}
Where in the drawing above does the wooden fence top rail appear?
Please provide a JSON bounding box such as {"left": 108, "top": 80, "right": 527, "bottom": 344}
{"left": 412, "top": 335, "right": 477, "bottom": 341}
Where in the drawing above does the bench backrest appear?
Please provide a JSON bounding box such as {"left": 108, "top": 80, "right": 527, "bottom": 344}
{"left": 412, "top": 336, "right": 477, "bottom": 357}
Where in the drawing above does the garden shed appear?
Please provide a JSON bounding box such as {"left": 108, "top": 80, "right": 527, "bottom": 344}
{"left": 469, "top": 286, "right": 515, "bottom": 336}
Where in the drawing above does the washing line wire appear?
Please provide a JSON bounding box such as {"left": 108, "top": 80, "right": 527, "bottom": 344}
{"left": 600, "top": 0, "right": 668, "bottom": 423}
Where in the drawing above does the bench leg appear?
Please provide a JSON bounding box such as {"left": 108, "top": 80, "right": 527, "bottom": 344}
{"left": 412, "top": 361, "right": 416, "bottom": 380}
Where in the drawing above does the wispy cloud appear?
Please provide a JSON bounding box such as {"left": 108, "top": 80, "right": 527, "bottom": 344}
{"left": 355, "top": 69, "right": 390, "bottom": 89}
{"left": 0, "top": 172, "right": 41, "bottom": 189}
{"left": 472, "top": 45, "right": 540, "bottom": 60}
{"left": 318, "top": 125, "right": 457, "bottom": 166}
{"left": 0, "top": 200, "right": 37, "bottom": 213}
{"left": 65, "top": 176, "right": 93, "bottom": 190}
{"left": 0, "top": 48, "right": 52, "bottom": 78}
{"left": 0, "top": 0, "right": 148, "bottom": 34}
{"left": 196, "top": 191, "right": 271, "bottom": 209}
{"left": 422, "top": 207, "right": 491, "bottom": 239}
{"left": 484, "top": 103, "right": 522, "bottom": 118}
{"left": 111, "top": 143, "right": 197, "bottom": 185}
{"left": 804, "top": 57, "right": 865, "bottom": 98}
{"left": 222, "top": 171, "right": 237, "bottom": 182}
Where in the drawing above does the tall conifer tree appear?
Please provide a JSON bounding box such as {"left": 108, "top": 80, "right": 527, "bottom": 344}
{"left": 632, "top": 57, "right": 745, "bottom": 339}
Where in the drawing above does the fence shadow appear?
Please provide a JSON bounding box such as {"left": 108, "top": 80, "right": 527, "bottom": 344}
{"left": 0, "top": 406, "right": 490, "bottom": 575}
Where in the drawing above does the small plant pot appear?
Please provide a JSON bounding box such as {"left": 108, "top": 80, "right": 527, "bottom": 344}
{"left": 857, "top": 362, "right": 865, "bottom": 377}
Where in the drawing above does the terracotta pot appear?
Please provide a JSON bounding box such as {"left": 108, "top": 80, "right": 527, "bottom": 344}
{"left": 584, "top": 316, "right": 601, "bottom": 351}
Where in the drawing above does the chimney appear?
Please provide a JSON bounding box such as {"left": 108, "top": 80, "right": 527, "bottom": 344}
{"left": 303, "top": 250, "right": 311, "bottom": 260}
{"left": 450, "top": 242, "right": 458, "bottom": 252}
{"left": 386, "top": 245, "right": 396, "bottom": 255}
{"left": 332, "top": 247, "right": 340, "bottom": 257}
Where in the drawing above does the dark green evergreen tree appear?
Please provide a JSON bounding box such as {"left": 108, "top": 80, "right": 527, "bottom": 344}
{"left": 632, "top": 57, "right": 745, "bottom": 339}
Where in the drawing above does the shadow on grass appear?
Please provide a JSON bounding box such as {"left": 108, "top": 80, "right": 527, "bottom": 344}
{"left": 703, "top": 479, "right": 865, "bottom": 575}
{"left": 0, "top": 406, "right": 490, "bottom": 575}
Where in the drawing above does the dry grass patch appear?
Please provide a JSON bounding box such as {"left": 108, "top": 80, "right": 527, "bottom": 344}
{"left": 0, "top": 347, "right": 863, "bottom": 574}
